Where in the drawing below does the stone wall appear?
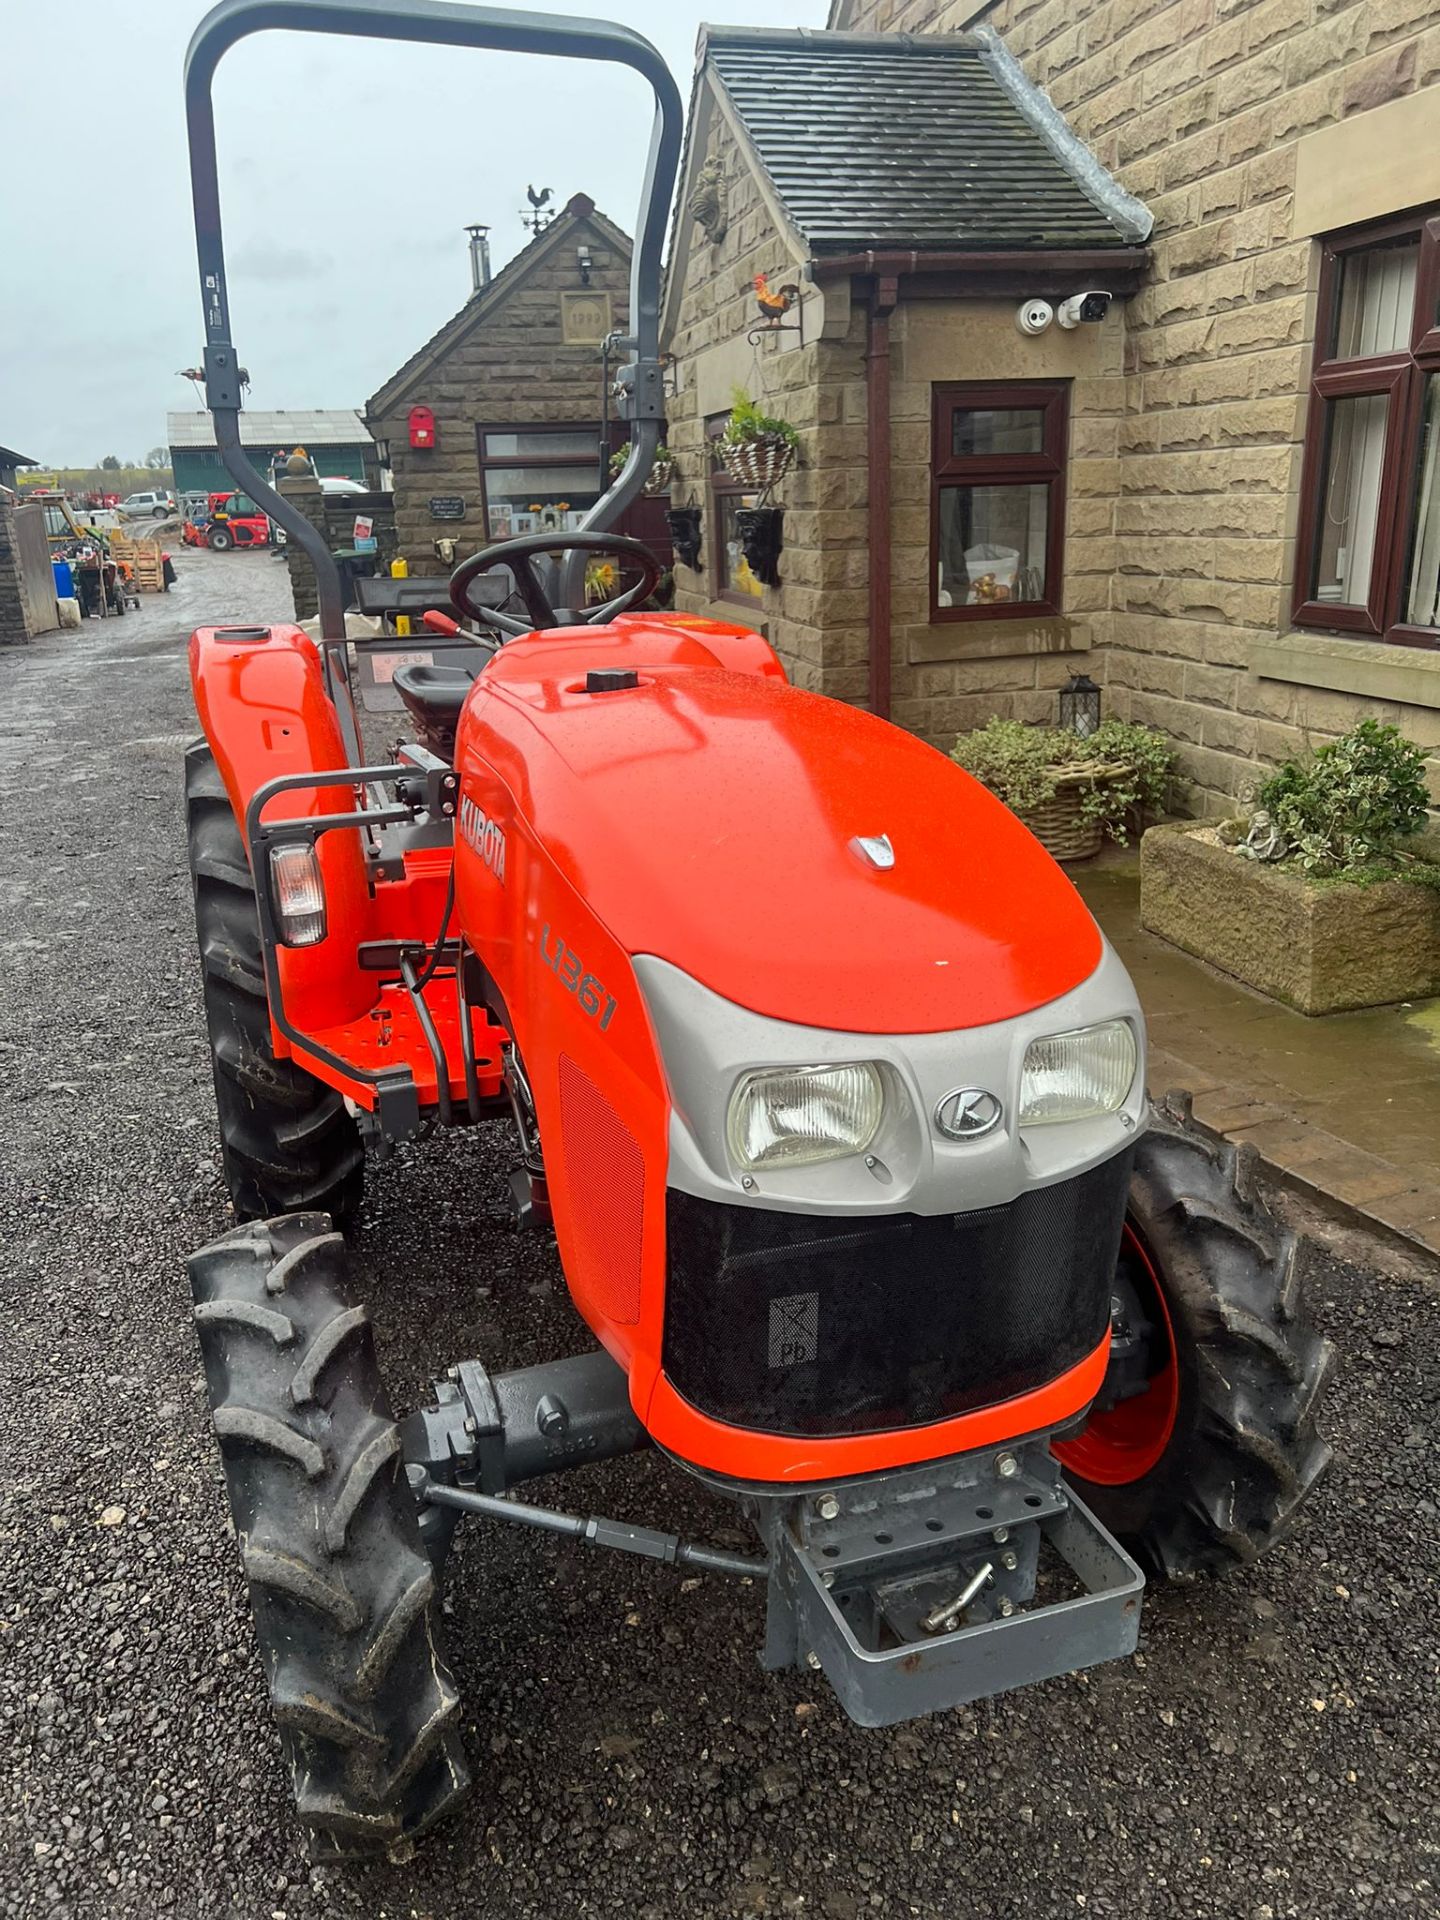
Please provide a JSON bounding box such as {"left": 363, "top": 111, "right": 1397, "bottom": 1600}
{"left": 367, "top": 206, "right": 631, "bottom": 578}
{"left": 666, "top": 109, "right": 876, "bottom": 699}
{"left": 0, "top": 492, "right": 30, "bottom": 646}
{"left": 834, "top": 0, "right": 1440, "bottom": 810}
{"left": 666, "top": 105, "right": 1123, "bottom": 739}
{"left": 278, "top": 474, "right": 399, "bottom": 623}
{"left": 885, "top": 301, "right": 1124, "bottom": 745}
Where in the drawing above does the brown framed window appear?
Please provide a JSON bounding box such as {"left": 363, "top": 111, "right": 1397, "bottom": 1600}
{"left": 1294, "top": 213, "right": 1440, "bottom": 648}
{"left": 706, "top": 412, "right": 766, "bottom": 604}
{"left": 476, "top": 423, "right": 602, "bottom": 540}
{"left": 931, "top": 382, "right": 1068, "bottom": 622}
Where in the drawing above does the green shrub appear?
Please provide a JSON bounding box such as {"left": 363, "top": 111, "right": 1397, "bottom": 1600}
{"left": 720, "top": 388, "right": 799, "bottom": 451}
{"left": 609, "top": 441, "right": 671, "bottom": 473}
{"left": 951, "top": 716, "right": 1175, "bottom": 845}
{"left": 1256, "top": 719, "right": 1432, "bottom": 875}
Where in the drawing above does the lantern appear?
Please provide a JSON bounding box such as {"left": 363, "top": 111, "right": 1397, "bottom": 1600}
{"left": 1059, "top": 672, "right": 1101, "bottom": 739}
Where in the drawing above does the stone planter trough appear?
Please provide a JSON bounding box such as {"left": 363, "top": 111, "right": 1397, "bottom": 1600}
{"left": 1140, "top": 824, "right": 1440, "bottom": 1015}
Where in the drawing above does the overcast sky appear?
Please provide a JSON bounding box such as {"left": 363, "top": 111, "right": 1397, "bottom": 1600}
{"left": 0, "top": 0, "right": 826, "bottom": 467}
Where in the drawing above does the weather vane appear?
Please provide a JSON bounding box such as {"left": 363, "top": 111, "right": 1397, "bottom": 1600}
{"left": 520, "top": 184, "right": 554, "bottom": 236}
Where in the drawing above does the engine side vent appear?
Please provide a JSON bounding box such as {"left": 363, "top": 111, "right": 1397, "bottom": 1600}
{"left": 558, "top": 1054, "right": 645, "bottom": 1325}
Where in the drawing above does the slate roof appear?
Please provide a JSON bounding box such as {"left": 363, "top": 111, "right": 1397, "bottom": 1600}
{"left": 0, "top": 443, "right": 38, "bottom": 467}
{"left": 166, "top": 409, "right": 372, "bottom": 448}
{"left": 704, "top": 27, "right": 1152, "bottom": 254}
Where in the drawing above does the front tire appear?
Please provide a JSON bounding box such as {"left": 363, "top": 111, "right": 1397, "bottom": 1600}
{"left": 209, "top": 526, "right": 234, "bottom": 551}
{"left": 186, "top": 740, "right": 363, "bottom": 1222}
{"left": 1056, "top": 1096, "right": 1333, "bottom": 1580}
{"left": 189, "top": 1214, "right": 471, "bottom": 1855}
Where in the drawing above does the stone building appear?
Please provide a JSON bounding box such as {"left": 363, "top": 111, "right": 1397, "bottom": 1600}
{"left": 663, "top": 4, "right": 1440, "bottom": 813}
{"left": 366, "top": 194, "right": 670, "bottom": 580}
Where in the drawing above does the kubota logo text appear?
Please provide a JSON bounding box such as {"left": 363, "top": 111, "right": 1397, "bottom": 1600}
{"left": 460, "top": 794, "right": 506, "bottom": 884}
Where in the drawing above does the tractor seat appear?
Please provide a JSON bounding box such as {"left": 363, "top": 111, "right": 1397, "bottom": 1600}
{"left": 391, "top": 662, "right": 480, "bottom": 761}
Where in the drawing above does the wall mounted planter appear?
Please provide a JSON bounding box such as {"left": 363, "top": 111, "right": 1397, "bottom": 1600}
{"left": 734, "top": 506, "right": 784, "bottom": 588}
{"left": 665, "top": 507, "right": 703, "bottom": 572}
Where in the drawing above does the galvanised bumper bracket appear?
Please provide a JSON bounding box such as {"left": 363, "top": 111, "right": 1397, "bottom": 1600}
{"left": 756, "top": 1441, "right": 1144, "bottom": 1728}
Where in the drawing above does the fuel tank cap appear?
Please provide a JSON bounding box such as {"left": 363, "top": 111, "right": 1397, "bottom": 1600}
{"left": 585, "top": 668, "right": 640, "bottom": 694}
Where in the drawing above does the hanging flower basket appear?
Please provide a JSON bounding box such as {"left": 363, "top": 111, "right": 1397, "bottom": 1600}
{"left": 642, "top": 456, "right": 674, "bottom": 497}
{"left": 609, "top": 443, "right": 674, "bottom": 498}
{"left": 719, "top": 433, "right": 794, "bottom": 494}
{"left": 716, "top": 390, "right": 800, "bottom": 500}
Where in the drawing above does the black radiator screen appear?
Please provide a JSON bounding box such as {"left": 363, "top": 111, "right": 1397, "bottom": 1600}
{"left": 661, "top": 1151, "right": 1133, "bottom": 1439}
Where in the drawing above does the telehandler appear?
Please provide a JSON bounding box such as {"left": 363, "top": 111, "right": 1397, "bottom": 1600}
{"left": 181, "top": 0, "right": 1332, "bottom": 1858}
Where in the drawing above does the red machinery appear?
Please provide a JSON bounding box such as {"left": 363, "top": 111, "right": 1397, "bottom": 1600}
{"left": 183, "top": 488, "right": 271, "bottom": 550}
{"left": 179, "top": 0, "right": 1332, "bottom": 1861}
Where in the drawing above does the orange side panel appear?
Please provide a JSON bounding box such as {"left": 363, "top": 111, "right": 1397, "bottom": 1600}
{"left": 557, "top": 1054, "right": 646, "bottom": 1326}
{"left": 190, "top": 622, "right": 375, "bottom": 1033}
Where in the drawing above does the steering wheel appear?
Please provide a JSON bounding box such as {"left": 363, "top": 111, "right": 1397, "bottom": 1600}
{"left": 449, "top": 530, "right": 664, "bottom": 638}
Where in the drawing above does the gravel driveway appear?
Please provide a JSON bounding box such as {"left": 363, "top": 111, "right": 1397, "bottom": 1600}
{"left": 2, "top": 548, "right": 1437, "bottom": 1919}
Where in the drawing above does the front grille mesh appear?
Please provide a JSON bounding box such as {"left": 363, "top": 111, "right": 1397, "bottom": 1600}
{"left": 661, "top": 1152, "right": 1133, "bottom": 1438}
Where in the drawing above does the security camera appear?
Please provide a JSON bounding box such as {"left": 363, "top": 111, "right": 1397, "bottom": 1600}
{"left": 1056, "top": 291, "right": 1113, "bottom": 328}
{"left": 1015, "top": 297, "right": 1054, "bottom": 337}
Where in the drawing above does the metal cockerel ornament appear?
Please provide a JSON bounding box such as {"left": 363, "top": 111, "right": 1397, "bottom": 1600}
{"left": 754, "top": 272, "right": 800, "bottom": 325}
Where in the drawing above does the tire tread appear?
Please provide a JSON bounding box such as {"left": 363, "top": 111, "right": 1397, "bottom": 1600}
{"left": 1066, "top": 1106, "right": 1333, "bottom": 1580}
{"left": 185, "top": 740, "right": 363, "bottom": 1223}
{"left": 189, "top": 1218, "right": 470, "bottom": 1855}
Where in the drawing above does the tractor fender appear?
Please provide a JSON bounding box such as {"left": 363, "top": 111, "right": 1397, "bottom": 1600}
{"left": 189, "top": 623, "right": 376, "bottom": 1032}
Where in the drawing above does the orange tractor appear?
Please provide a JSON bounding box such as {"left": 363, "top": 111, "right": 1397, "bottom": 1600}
{"left": 182, "top": 0, "right": 1332, "bottom": 1860}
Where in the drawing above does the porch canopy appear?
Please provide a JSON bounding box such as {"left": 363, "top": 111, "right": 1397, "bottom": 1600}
{"left": 682, "top": 25, "right": 1152, "bottom": 298}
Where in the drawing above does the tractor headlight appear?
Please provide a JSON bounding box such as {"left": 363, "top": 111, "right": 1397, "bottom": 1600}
{"left": 1020, "top": 1020, "right": 1136, "bottom": 1126}
{"left": 726, "top": 1062, "right": 885, "bottom": 1172}
{"left": 268, "top": 842, "right": 327, "bottom": 947}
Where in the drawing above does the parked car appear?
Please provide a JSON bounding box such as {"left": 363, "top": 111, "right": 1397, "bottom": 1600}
{"left": 318, "top": 475, "right": 368, "bottom": 495}
{"left": 118, "top": 489, "right": 176, "bottom": 520}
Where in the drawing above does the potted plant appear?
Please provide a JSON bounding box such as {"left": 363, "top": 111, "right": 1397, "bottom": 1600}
{"left": 716, "top": 387, "right": 798, "bottom": 495}
{"left": 952, "top": 717, "right": 1175, "bottom": 863}
{"left": 1141, "top": 719, "right": 1440, "bottom": 1013}
{"left": 609, "top": 442, "right": 674, "bottom": 496}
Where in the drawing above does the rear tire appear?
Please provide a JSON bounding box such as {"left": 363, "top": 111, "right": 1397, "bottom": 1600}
{"left": 189, "top": 1213, "right": 471, "bottom": 1856}
{"left": 186, "top": 740, "right": 363, "bottom": 1222}
{"left": 1057, "top": 1096, "right": 1334, "bottom": 1581}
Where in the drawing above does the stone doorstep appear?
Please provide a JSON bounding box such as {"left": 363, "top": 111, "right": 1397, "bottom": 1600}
{"left": 1147, "top": 1045, "right": 1440, "bottom": 1265}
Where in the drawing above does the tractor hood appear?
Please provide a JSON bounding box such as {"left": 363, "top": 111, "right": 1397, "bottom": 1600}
{"left": 463, "top": 633, "right": 1103, "bottom": 1035}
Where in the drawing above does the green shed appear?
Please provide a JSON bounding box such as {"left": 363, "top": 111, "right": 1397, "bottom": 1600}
{"left": 166, "top": 408, "right": 378, "bottom": 497}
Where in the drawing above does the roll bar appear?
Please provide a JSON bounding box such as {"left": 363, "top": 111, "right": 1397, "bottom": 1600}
{"left": 183, "top": 0, "right": 683, "bottom": 645}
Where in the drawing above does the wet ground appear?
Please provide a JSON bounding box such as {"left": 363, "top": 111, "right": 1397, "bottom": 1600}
{"left": 2, "top": 552, "right": 1438, "bottom": 1918}
{"left": 1078, "top": 860, "right": 1440, "bottom": 1190}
